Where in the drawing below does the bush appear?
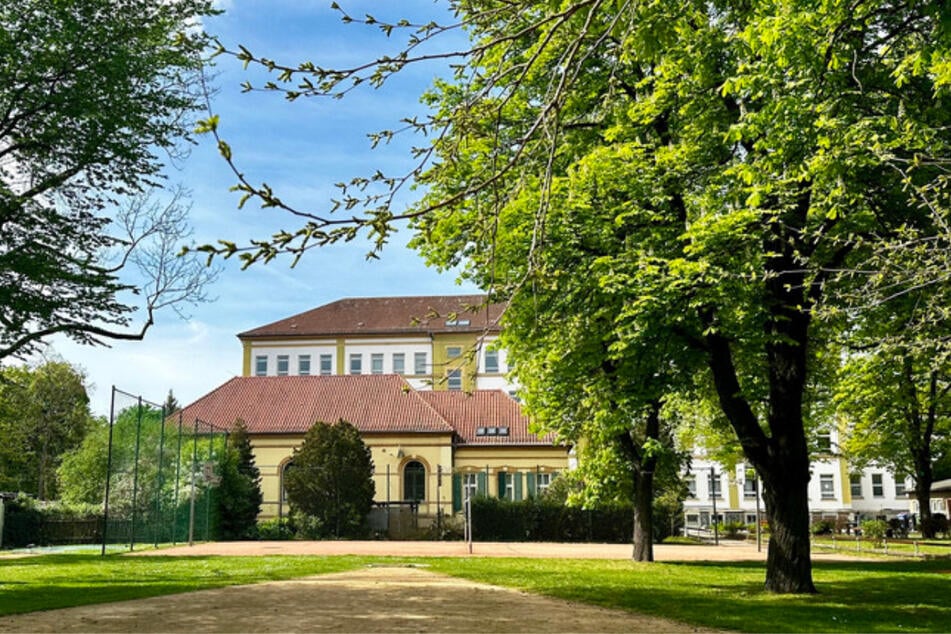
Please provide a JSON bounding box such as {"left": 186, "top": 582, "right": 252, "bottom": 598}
{"left": 921, "top": 513, "right": 949, "bottom": 539}
{"left": 471, "top": 497, "right": 634, "bottom": 543}
{"left": 860, "top": 519, "right": 889, "bottom": 542}
{"left": 256, "top": 517, "right": 293, "bottom": 540}
{"left": 811, "top": 519, "right": 834, "bottom": 535}
{"left": 2, "top": 496, "right": 105, "bottom": 548}
{"left": 720, "top": 521, "right": 747, "bottom": 539}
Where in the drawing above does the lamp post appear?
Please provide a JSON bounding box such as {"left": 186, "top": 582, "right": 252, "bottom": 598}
{"left": 710, "top": 467, "right": 719, "bottom": 546}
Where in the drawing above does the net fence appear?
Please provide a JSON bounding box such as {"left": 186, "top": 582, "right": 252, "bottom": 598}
{"left": 102, "top": 387, "right": 228, "bottom": 552}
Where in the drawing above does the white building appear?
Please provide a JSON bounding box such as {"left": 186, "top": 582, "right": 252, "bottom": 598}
{"left": 683, "top": 430, "right": 912, "bottom": 531}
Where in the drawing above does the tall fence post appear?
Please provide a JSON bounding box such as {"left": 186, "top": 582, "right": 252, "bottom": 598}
{"left": 101, "top": 387, "right": 117, "bottom": 556}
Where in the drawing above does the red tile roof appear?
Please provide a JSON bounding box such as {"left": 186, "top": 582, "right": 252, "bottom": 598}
{"left": 176, "top": 375, "right": 452, "bottom": 434}
{"left": 238, "top": 295, "right": 503, "bottom": 339}
{"left": 419, "top": 390, "right": 559, "bottom": 446}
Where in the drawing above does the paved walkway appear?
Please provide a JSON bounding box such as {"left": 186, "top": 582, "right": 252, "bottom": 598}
{"left": 133, "top": 538, "right": 772, "bottom": 561}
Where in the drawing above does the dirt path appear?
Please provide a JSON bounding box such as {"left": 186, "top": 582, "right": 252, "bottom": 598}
{"left": 0, "top": 565, "right": 717, "bottom": 633}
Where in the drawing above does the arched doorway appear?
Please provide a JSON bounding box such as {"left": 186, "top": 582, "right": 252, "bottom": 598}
{"left": 403, "top": 460, "right": 425, "bottom": 501}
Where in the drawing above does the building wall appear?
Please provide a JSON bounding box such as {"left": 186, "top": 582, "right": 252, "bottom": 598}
{"left": 241, "top": 333, "right": 517, "bottom": 394}
{"left": 683, "top": 455, "right": 912, "bottom": 528}
{"left": 250, "top": 433, "right": 567, "bottom": 520}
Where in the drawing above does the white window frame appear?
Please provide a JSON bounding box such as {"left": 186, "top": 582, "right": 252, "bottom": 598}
{"left": 743, "top": 478, "right": 757, "bottom": 499}
{"left": 370, "top": 353, "right": 384, "bottom": 374}
{"left": 392, "top": 353, "right": 405, "bottom": 375}
{"left": 254, "top": 355, "right": 267, "bottom": 376}
{"left": 850, "top": 474, "right": 863, "bottom": 498}
{"left": 447, "top": 368, "right": 462, "bottom": 391}
{"left": 686, "top": 475, "right": 697, "bottom": 499}
{"left": 819, "top": 474, "right": 835, "bottom": 499}
{"left": 872, "top": 473, "right": 884, "bottom": 497}
{"left": 276, "top": 355, "right": 289, "bottom": 376}
{"left": 484, "top": 348, "right": 500, "bottom": 373}
{"left": 447, "top": 345, "right": 462, "bottom": 359}
{"left": 298, "top": 354, "right": 311, "bottom": 376}
{"left": 349, "top": 354, "right": 362, "bottom": 375}
{"left": 537, "top": 472, "right": 552, "bottom": 494}
{"left": 414, "top": 352, "right": 427, "bottom": 375}
{"left": 319, "top": 354, "right": 333, "bottom": 375}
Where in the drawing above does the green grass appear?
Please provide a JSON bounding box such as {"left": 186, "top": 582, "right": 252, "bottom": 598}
{"left": 424, "top": 557, "right": 951, "bottom": 633}
{"left": 0, "top": 554, "right": 369, "bottom": 616}
{"left": 1, "top": 553, "right": 949, "bottom": 632}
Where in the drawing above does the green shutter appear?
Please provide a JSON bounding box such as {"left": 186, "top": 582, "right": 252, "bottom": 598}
{"left": 514, "top": 472, "right": 523, "bottom": 501}
{"left": 526, "top": 472, "right": 537, "bottom": 498}
{"left": 498, "top": 472, "right": 507, "bottom": 499}
{"left": 477, "top": 471, "right": 487, "bottom": 495}
{"left": 452, "top": 473, "right": 462, "bottom": 512}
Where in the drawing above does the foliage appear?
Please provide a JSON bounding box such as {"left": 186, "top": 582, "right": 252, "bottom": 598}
{"left": 0, "top": 0, "right": 219, "bottom": 360}
{"left": 255, "top": 517, "right": 293, "bottom": 541}
{"left": 471, "top": 496, "right": 634, "bottom": 543}
{"left": 1, "top": 495, "right": 105, "bottom": 548}
{"left": 811, "top": 520, "right": 835, "bottom": 536}
{"left": 200, "top": 0, "right": 951, "bottom": 593}
{"left": 921, "top": 513, "right": 950, "bottom": 538}
{"left": 836, "top": 337, "right": 950, "bottom": 536}
{"left": 216, "top": 420, "right": 263, "bottom": 540}
{"left": 860, "top": 519, "right": 890, "bottom": 543}
{"left": 0, "top": 361, "right": 94, "bottom": 499}
{"left": 283, "top": 420, "right": 375, "bottom": 539}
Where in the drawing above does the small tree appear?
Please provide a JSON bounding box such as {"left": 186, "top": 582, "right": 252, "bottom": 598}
{"left": 216, "top": 419, "right": 263, "bottom": 540}
{"left": 284, "top": 420, "right": 374, "bottom": 539}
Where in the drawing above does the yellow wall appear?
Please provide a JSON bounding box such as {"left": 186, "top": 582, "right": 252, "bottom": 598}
{"left": 251, "top": 433, "right": 569, "bottom": 518}
{"left": 431, "top": 333, "right": 480, "bottom": 391}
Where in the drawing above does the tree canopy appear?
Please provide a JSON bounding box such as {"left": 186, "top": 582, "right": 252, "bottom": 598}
{"left": 201, "top": 0, "right": 951, "bottom": 592}
{"left": 0, "top": 0, "right": 219, "bottom": 360}
{"left": 216, "top": 419, "right": 263, "bottom": 540}
{"left": 0, "top": 360, "right": 94, "bottom": 498}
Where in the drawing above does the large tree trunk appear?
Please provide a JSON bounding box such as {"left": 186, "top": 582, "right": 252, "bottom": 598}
{"left": 761, "top": 467, "right": 816, "bottom": 593}
{"left": 632, "top": 468, "right": 655, "bottom": 561}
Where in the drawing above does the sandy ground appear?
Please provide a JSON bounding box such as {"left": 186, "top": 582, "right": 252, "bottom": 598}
{"left": 0, "top": 540, "right": 848, "bottom": 633}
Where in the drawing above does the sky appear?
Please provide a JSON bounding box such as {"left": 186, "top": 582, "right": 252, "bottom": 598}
{"left": 48, "top": 1, "right": 477, "bottom": 416}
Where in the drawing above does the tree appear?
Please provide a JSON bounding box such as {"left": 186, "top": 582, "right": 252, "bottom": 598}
{"left": 216, "top": 419, "right": 263, "bottom": 540}
{"left": 284, "top": 420, "right": 374, "bottom": 539}
{"left": 836, "top": 338, "right": 950, "bottom": 537}
{"left": 0, "top": 360, "right": 94, "bottom": 498}
{"left": 199, "top": 1, "right": 951, "bottom": 592}
{"left": 0, "top": 0, "right": 219, "bottom": 361}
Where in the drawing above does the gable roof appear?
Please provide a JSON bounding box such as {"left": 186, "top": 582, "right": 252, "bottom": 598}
{"left": 176, "top": 375, "right": 452, "bottom": 434}
{"left": 238, "top": 295, "right": 503, "bottom": 339}
{"left": 419, "top": 390, "right": 558, "bottom": 446}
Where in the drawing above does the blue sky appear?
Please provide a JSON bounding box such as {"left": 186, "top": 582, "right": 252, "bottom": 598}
{"left": 50, "top": 1, "right": 477, "bottom": 416}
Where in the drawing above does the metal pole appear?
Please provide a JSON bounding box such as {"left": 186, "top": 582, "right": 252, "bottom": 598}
{"left": 101, "top": 387, "right": 117, "bottom": 556}
{"left": 129, "top": 397, "right": 144, "bottom": 551}
{"left": 173, "top": 413, "right": 183, "bottom": 544}
{"left": 465, "top": 487, "right": 473, "bottom": 554}
{"left": 154, "top": 404, "right": 167, "bottom": 548}
{"left": 711, "top": 467, "right": 719, "bottom": 546}
{"left": 205, "top": 429, "right": 213, "bottom": 541}
{"left": 188, "top": 420, "right": 198, "bottom": 546}
{"left": 436, "top": 465, "right": 442, "bottom": 536}
{"left": 755, "top": 475, "right": 762, "bottom": 552}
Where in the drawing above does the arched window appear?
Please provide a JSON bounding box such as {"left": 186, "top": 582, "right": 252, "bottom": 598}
{"left": 281, "top": 461, "right": 295, "bottom": 502}
{"left": 403, "top": 461, "right": 425, "bottom": 501}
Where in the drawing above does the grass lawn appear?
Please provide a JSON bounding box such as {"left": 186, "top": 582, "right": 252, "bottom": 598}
{"left": 1, "top": 553, "right": 949, "bottom": 632}
{"left": 427, "top": 557, "right": 951, "bottom": 632}
{"left": 0, "top": 554, "right": 369, "bottom": 616}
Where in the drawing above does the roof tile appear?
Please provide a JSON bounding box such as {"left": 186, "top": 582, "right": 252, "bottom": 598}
{"left": 238, "top": 295, "right": 503, "bottom": 338}
{"left": 176, "top": 375, "right": 452, "bottom": 434}
{"left": 419, "top": 390, "right": 559, "bottom": 446}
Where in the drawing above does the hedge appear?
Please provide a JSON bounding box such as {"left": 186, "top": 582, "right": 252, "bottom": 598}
{"left": 471, "top": 497, "right": 633, "bottom": 543}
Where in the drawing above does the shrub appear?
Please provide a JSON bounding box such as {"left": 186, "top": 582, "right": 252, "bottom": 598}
{"left": 470, "top": 497, "right": 634, "bottom": 543}
{"left": 860, "top": 519, "right": 889, "bottom": 542}
{"left": 721, "top": 521, "right": 747, "bottom": 539}
{"left": 921, "top": 513, "right": 949, "bottom": 539}
{"left": 811, "top": 519, "right": 834, "bottom": 535}
{"left": 256, "top": 517, "right": 293, "bottom": 540}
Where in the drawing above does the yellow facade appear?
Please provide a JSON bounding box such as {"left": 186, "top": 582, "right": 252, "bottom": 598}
{"left": 251, "top": 433, "right": 569, "bottom": 520}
